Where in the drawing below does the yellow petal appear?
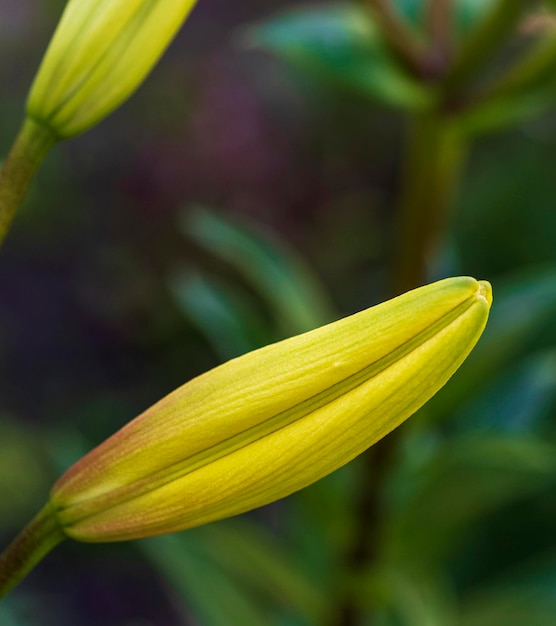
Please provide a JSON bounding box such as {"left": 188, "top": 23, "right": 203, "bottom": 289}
{"left": 27, "top": 0, "right": 198, "bottom": 138}
{"left": 51, "top": 277, "right": 492, "bottom": 541}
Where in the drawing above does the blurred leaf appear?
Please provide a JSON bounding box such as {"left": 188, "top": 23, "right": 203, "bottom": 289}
{"left": 396, "top": 0, "right": 494, "bottom": 35}
{"left": 168, "top": 269, "right": 270, "bottom": 359}
{"left": 143, "top": 520, "right": 327, "bottom": 626}
{"left": 366, "top": 567, "right": 458, "bottom": 626}
{"left": 0, "top": 604, "right": 19, "bottom": 626}
{"left": 460, "top": 551, "right": 556, "bottom": 626}
{"left": 46, "top": 428, "right": 97, "bottom": 475}
{"left": 392, "top": 0, "right": 425, "bottom": 27}
{"left": 182, "top": 206, "right": 334, "bottom": 335}
{"left": 189, "top": 519, "right": 327, "bottom": 623}
{"left": 244, "top": 3, "right": 432, "bottom": 110}
{"left": 142, "top": 533, "right": 270, "bottom": 626}
{"left": 461, "top": 591, "right": 556, "bottom": 626}
{"left": 336, "top": 564, "right": 458, "bottom": 626}
{"left": 453, "top": 348, "right": 556, "bottom": 435}
{"left": 0, "top": 416, "right": 52, "bottom": 527}
{"left": 454, "top": 18, "right": 556, "bottom": 135}
{"left": 0, "top": 592, "right": 58, "bottom": 625}
{"left": 450, "top": 0, "right": 496, "bottom": 36}
{"left": 385, "top": 436, "right": 556, "bottom": 565}
{"left": 457, "top": 88, "right": 556, "bottom": 136}
{"left": 424, "top": 266, "right": 556, "bottom": 423}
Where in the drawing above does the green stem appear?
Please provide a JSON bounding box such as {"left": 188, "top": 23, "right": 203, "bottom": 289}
{"left": 392, "top": 113, "right": 468, "bottom": 295}
{"left": 0, "top": 117, "right": 57, "bottom": 248}
{"left": 333, "top": 112, "right": 468, "bottom": 625}
{"left": 441, "top": 0, "right": 526, "bottom": 103}
{"left": 0, "top": 503, "right": 65, "bottom": 599}
{"left": 332, "top": 428, "right": 403, "bottom": 626}
{"left": 425, "top": 0, "right": 454, "bottom": 71}
{"left": 363, "top": 0, "right": 432, "bottom": 78}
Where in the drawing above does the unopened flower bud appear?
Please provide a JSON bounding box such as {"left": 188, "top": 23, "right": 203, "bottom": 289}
{"left": 27, "top": 0, "right": 198, "bottom": 138}
{"left": 0, "top": 277, "right": 492, "bottom": 598}
{"left": 52, "top": 276, "right": 492, "bottom": 542}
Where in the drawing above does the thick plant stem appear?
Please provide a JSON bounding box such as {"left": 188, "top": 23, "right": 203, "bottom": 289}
{"left": 334, "top": 114, "right": 468, "bottom": 626}
{"left": 0, "top": 503, "right": 65, "bottom": 599}
{"left": 333, "top": 433, "right": 401, "bottom": 626}
{"left": 0, "top": 117, "right": 56, "bottom": 248}
{"left": 392, "top": 113, "right": 467, "bottom": 295}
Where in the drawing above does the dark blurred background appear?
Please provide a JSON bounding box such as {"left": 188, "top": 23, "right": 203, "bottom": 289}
{"left": 2, "top": 1, "right": 556, "bottom": 625}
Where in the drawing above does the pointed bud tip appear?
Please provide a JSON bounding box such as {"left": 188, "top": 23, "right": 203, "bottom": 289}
{"left": 477, "top": 280, "right": 492, "bottom": 307}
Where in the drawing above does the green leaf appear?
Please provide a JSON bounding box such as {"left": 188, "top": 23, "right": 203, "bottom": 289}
{"left": 0, "top": 603, "right": 21, "bottom": 626}
{"left": 189, "top": 520, "right": 327, "bottom": 623}
{"left": 362, "top": 566, "right": 458, "bottom": 626}
{"left": 460, "top": 552, "right": 556, "bottom": 626}
{"left": 385, "top": 436, "right": 556, "bottom": 565}
{"left": 457, "top": 88, "right": 556, "bottom": 136}
{"left": 142, "top": 521, "right": 327, "bottom": 626}
{"left": 168, "top": 269, "right": 271, "bottom": 359}
{"left": 244, "top": 3, "right": 432, "bottom": 110}
{"left": 461, "top": 591, "right": 556, "bottom": 626}
{"left": 181, "top": 206, "right": 334, "bottom": 335}
{"left": 395, "top": 0, "right": 494, "bottom": 35}
{"left": 453, "top": 348, "right": 556, "bottom": 435}
{"left": 141, "top": 533, "right": 270, "bottom": 626}
{"left": 449, "top": 0, "right": 496, "bottom": 36}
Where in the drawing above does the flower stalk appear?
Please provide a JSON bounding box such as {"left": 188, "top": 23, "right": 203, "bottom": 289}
{"left": 0, "top": 504, "right": 64, "bottom": 600}
{"left": 392, "top": 113, "right": 467, "bottom": 295}
{"left": 0, "top": 119, "right": 57, "bottom": 247}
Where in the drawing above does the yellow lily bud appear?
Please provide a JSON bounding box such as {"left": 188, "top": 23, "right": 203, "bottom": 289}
{"left": 50, "top": 276, "right": 492, "bottom": 542}
{"left": 26, "top": 0, "right": 198, "bottom": 138}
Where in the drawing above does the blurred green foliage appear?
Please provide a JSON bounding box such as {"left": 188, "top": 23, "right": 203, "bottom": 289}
{"left": 247, "top": 4, "right": 432, "bottom": 109}
{"left": 2, "top": 0, "right": 556, "bottom": 625}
